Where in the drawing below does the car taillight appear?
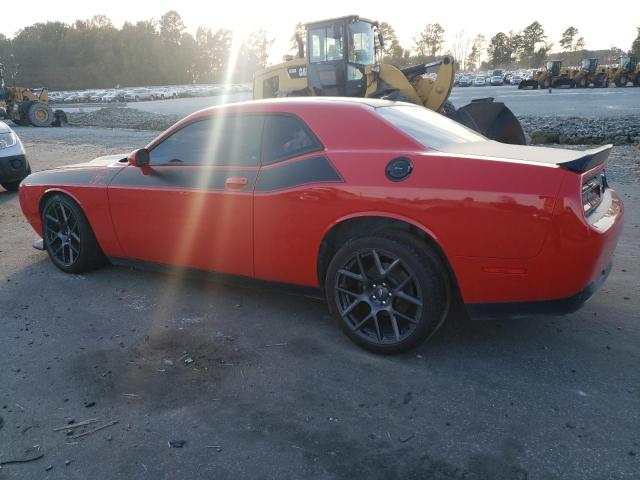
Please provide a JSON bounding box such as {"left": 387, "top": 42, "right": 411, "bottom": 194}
{"left": 582, "top": 170, "right": 606, "bottom": 216}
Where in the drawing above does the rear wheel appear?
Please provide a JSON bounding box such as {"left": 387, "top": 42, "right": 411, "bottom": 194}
{"left": 325, "top": 234, "right": 450, "bottom": 354}
{"left": 42, "top": 194, "right": 106, "bottom": 273}
{"left": 28, "top": 102, "right": 54, "bottom": 127}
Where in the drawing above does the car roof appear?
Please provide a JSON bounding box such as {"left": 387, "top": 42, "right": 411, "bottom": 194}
{"left": 187, "top": 97, "right": 411, "bottom": 118}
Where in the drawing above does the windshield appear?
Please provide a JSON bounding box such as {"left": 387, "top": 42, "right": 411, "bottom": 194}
{"left": 309, "top": 26, "right": 344, "bottom": 63}
{"left": 376, "top": 105, "right": 486, "bottom": 149}
{"left": 493, "top": 69, "right": 504, "bottom": 76}
{"left": 347, "top": 21, "right": 375, "bottom": 65}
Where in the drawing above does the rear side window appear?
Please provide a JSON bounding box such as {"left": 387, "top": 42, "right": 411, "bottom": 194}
{"left": 150, "top": 115, "right": 264, "bottom": 166}
{"left": 262, "top": 115, "right": 322, "bottom": 165}
{"left": 376, "top": 105, "right": 485, "bottom": 149}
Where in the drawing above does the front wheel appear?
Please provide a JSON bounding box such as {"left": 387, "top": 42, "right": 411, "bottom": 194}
{"left": 42, "top": 194, "right": 106, "bottom": 273}
{"left": 325, "top": 234, "right": 450, "bottom": 354}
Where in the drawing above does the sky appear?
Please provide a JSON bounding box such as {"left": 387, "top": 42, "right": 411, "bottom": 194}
{"left": 1, "top": 0, "right": 638, "bottom": 64}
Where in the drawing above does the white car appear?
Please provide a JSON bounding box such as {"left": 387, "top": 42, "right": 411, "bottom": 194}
{"left": 473, "top": 76, "right": 486, "bottom": 86}
{"left": 101, "top": 91, "right": 120, "bottom": 102}
{"left": 510, "top": 74, "right": 522, "bottom": 85}
{"left": 123, "top": 89, "right": 155, "bottom": 102}
{"left": 0, "top": 121, "right": 30, "bottom": 192}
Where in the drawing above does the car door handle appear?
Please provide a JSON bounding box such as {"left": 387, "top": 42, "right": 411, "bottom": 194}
{"left": 225, "top": 176, "right": 248, "bottom": 190}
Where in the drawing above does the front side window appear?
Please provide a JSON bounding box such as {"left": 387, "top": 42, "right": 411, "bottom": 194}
{"left": 309, "top": 26, "right": 344, "bottom": 63}
{"left": 262, "top": 115, "right": 322, "bottom": 165}
{"left": 376, "top": 105, "right": 485, "bottom": 149}
{"left": 150, "top": 115, "right": 264, "bottom": 166}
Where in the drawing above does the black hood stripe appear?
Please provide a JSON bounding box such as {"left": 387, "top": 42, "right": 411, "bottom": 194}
{"left": 24, "top": 168, "right": 122, "bottom": 186}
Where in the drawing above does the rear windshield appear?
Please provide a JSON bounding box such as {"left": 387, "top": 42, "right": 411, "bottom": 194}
{"left": 376, "top": 105, "right": 485, "bottom": 149}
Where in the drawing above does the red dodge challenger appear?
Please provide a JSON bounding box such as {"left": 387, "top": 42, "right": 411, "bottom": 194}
{"left": 19, "top": 98, "right": 623, "bottom": 353}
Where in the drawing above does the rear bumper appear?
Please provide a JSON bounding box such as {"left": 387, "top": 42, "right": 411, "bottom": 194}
{"left": 0, "top": 154, "right": 28, "bottom": 183}
{"left": 467, "top": 261, "right": 611, "bottom": 320}
{"left": 452, "top": 184, "right": 623, "bottom": 308}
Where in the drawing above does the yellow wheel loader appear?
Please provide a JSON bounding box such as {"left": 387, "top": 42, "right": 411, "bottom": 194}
{"left": 518, "top": 60, "right": 575, "bottom": 89}
{"left": 0, "top": 63, "right": 67, "bottom": 127}
{"left": 254, "top": 16, "right": 525, "bottom": 144}
{"left": 574, "top": 59, "right": 608, "bottom": 88}
{"left": 608, "top": 55, "right": 640, "bottom": 87}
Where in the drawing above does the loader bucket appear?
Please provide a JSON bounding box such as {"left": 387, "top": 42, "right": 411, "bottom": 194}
{"left": 447, "top": 99, "right": 526, "bottom": 145}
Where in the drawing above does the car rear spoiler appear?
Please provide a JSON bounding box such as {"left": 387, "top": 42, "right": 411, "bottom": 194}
{"left": 557, "top": 145, "right": 611, "bottom": 173}
{"left": 434, "top": 142, "right": 613, "bottom": 173}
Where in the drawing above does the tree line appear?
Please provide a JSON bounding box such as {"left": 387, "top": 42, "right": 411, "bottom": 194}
{"left": 1, "top": 11, "right": 639, "bottom": 90}
{"left": 0, "top": 11, "right": 271, "bottom": 90}
{"left": 380, "top": 21, "right": 640, "bottom": 71}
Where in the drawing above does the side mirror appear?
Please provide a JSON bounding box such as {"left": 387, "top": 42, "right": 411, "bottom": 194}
{"left": 129, "top": 148, "right": 149, "bottom": 167}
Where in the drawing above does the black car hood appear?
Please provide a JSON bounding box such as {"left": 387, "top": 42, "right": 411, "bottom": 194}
{"left": 57, "top": 153, "right": 129, "bottom": 169}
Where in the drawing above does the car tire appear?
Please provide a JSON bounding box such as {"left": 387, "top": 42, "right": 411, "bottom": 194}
{"left": 41, "top": 194, "right": 106, "bottom": 273}
{"left": 325, "top": 233, "right": 450, "bottom": 354}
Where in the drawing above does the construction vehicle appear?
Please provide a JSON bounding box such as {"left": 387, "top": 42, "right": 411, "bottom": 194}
{"left": 0, "top": 63, "right": 66, "bottom": 127}
{"left": 574, "top": 58, "right": 608, "bottom": 88}
{"left": 608, "top": 55, "right": 640, "bottom": 87}
{"left": 518, "top": 60, "right": 575, "bottom": 89}
{"left": 254, "top": 15, "right": 525, "bottom": 145}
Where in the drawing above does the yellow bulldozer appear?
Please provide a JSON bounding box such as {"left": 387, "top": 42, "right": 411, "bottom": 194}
{"left": 574, "top": 58, "right": 609, "bottom": 88}
{"left": 518, "top": 60, "right": 575, "bottom": 89}
{"left": 254, "top": 15, "right": 525, "bottom": 144}
{"left": 608, "top": 55, "right": 640, "bottom": 87}
{"left": 0, "top": 63, "right": 66, "bottom": 127}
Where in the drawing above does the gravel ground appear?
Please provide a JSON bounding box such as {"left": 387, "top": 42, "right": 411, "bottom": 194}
{"left": 0, "top": 128, "right": 639, "bottom": 480}
{"left": 522, "top": 117, "right": 640, "bottom": 145}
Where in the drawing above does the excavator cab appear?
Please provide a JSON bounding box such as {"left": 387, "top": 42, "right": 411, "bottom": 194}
{"left": 304, "top": 16, "right": 377, "bottom": 97}
{"left": 547, "top": 60, "right": 562, "bottom": 77}
{"left": 619, "top": 55, "right": 637, "bottom": 73}
{"left": 581, "top": 58, "right": 598, "bottom": 74}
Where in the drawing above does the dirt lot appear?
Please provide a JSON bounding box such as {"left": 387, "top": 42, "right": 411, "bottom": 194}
{"left": 1, "top": 127, "right": 639, "bottom": 480}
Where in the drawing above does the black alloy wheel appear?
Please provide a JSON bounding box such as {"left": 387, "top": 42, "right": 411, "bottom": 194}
{"left": 43, "top": 199, "right": 81, "bottom": 267}
{"left": 42, "top": 194, "right": 105, "bottom": 273}
{"left": 326, "top": 235, "right": 450, "bottom": 354}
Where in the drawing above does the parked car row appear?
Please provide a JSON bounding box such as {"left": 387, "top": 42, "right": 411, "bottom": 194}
{"left": 454, "top": 69, "right": 532, "bottom": 87}
{"left": 48, "top": 83, "right": 252, "bottom": 104}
